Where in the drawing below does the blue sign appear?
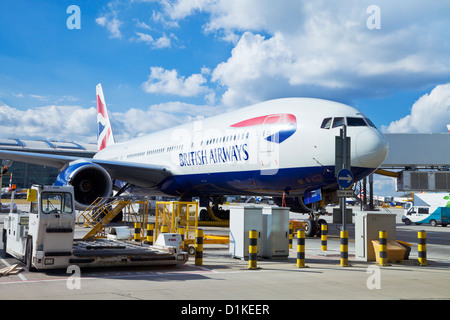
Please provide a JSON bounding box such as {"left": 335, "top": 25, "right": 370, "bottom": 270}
{"left": 337, "top": 169, "right": 354, "bottom": 189}
{"left": 304, "top": 188, "right": 322, "bottom": 205}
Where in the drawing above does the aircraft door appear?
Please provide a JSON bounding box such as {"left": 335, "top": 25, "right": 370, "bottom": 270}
{"left": 259, "top": 115, "right": 281, "bottom": 175}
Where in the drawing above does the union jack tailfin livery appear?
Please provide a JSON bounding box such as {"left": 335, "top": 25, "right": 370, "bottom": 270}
{"left": 96, "top": 83, "right": 115, "bottom": 152}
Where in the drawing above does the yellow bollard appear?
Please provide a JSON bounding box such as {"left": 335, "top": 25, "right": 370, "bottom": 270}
{"left": 161, "top": 225, "right": 169, "bottom": 233}
{"left": 195, "top": 229, "right": 203, "bottom": 266}
{"left": 134, "top": 223, "right": 141, "bottom": 242}
{"left": 418, "top": 230, "right": 427, "bottom": 266}
{"left": 248, "top": 230, "right": 259, "bottom": 270}
{"left": 340, "top": 230, "right": 349, "bottom": 267}
{"left": 321, "top": 224, "right": 327, "bottom": 251}
{"left": 296, "top": 230, "right": 307, "bottom": 268}
{"left": 379, "top": 230, "right": 388, "bottom": 266}
{"left": 146, "top": 223, "right": 154, "bottom": 245}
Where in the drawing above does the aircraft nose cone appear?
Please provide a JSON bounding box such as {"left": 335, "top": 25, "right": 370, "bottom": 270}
{"left": 355, "top": 129, "right": 389, "bottom": 168}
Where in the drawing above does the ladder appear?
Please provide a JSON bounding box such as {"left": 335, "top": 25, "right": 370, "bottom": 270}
{"left": 77, "top": 198, "right": 148, "bottom": 240}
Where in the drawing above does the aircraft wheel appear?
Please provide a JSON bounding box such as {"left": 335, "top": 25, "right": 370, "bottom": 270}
{"left": 25, "top": 237, "right": 36, "bottom": 272}
{"left": 305, "top": 219, "right": 316, "bottom": 237}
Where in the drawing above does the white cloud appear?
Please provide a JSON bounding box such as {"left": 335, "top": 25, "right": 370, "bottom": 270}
{"left": 134, "top": 32, "right": 173, "bottom": 49}
{"left": 383, "top": 83, "right": 450, "bottom": 133}
{"left": 141, "top": 66, "right": 210, "bottom": 97}
{"left": 0, "top": 104, "right": 97, "bottom": 142}
{"left": 96, "top": 16, "right": 123, "bottom": 39}
{"left": 0, "top": 101, "right": 226, "bottom": 143}
{"left": 149, "top": 0, "right": 450, "bottom": 107}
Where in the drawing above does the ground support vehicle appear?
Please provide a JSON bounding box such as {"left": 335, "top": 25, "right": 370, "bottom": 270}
{"left": 402, "top": 206, "right": 450, "bottom": 227}
{"left": 2, "top": 185, "right": 188, "bottom": 271}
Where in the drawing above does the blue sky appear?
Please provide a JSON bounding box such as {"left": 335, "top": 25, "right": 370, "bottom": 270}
{"left": 0, "top": 0, "right": 449, "bottom": 195}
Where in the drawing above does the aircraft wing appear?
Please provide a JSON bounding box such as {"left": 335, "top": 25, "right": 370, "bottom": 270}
{"left": 0, "top": 150, "right": 172, "bottom": 188}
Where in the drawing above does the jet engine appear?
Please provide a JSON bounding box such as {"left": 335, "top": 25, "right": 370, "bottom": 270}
{"left": 55, "top": 162, "right": 113, "bottom": 209}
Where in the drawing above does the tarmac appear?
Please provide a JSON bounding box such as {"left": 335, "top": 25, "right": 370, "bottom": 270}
{"left": 0, "top": 205, "right": 449, "bottom": 305}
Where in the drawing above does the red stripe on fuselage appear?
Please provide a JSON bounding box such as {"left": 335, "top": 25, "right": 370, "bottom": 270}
{"left": 230, "top": 114, "right": 296, "bottom": 128}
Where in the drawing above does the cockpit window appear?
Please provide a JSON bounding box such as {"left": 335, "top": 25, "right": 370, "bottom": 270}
{"left": 332, "top": 117, "right": 345, "bottom": 128}
{"left": 347, "top": 117, "right": 367, "bottom": 127}
{"left": 364, "top": 118, "right": 377, "bottom": 128}
{"left": 320, "top": 118, "right": 332, "bottom": 129}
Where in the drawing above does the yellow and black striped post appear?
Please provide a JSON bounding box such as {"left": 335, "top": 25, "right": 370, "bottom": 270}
{"left": 248, "top": 230, "right": 259, "bottom": 270}
{"left": 146, "top": 223, "right": 154, "bottom": 244}
{"left": 289, "top": 222, "right": 293, "bottom": 250}
{"left": 321, "top": 224, "right": 327, "bottom": 251}
{"left": 379, "top": 230, "right": 388, "bottom": 266}
{"left": 134, "top": 222, "right": 141, "bottom": 242}
{"left": 296, "top": 229, "right": 307, "bottom": 268}
{"left": 418, "top": 230, "right": 427, "bottom": 266}
{"left": 161, "top": 224, "right": 169, "bottom": 233}
{"left": 195, "top": 228, "right": 203, "bottom": 266}
{"left": 340, "top": 230, "right": 349, "bottom": 266}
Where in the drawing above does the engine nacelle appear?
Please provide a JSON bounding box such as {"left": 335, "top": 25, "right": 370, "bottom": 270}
{"left": 55, "top": 162, "right": 113, "bottom": 209}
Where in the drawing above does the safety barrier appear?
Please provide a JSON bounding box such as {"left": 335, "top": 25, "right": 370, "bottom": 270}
{"left": 321, "top": 224, "right": 327, "bottom": 251}
{"left": 195, "top": 229, "right": 203, "bottom": 266}
{"left": 248, "top": 230, "right": 259, "bottom": 270}
{"left": 379, "top": 230, "right": 388, "bottom": 266}
{"left": 340, "top": 230, "right": 349, "bottom": 266}
{"left": 418, "top": 230, "right": 427, "bottom": 266}
{"left": 146, "top": 223, "right": 154, "bottom": 244}
{"left": 134, "top": 223, "right": 141, "bottom": 242}
{"left": 296, "top": 230, "right": 307, "bottom": 268}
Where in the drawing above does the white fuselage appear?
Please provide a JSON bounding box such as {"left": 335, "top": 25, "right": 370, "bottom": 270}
{"left": 95, "top": 98, "right": 388, "bottom": 197}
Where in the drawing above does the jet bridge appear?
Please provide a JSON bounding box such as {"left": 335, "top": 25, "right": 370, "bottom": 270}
{"left": 378, "top": 133, "right": 450, "bottom": 192}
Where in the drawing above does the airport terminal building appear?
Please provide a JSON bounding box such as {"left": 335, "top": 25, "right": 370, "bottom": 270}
{"left": 0, "top": 138, "right": 96, "bottom": 189}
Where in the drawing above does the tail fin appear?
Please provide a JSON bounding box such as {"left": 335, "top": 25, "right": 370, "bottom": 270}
{"left": 96, "top": 83, "right": 115, "bottom": 152}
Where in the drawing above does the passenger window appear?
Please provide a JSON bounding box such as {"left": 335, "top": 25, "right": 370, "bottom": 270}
{"left": 418, "top": 208, "right": 429, "bottom": 214}
{"left": 332, "top": 117, "right": 345, "bottom": 128}
{"left": 321, "top": 118, "right": 332, "bottom": 129}
{"left": 347, "top": 117, "right": 367, "bottom": 127}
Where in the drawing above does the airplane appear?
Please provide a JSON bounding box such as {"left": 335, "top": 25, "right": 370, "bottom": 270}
{"left": 1, "top": 172, "right": 28, "bottom": 199}
{"left": 0, "top": 84, "right": 389, "bottom": 235}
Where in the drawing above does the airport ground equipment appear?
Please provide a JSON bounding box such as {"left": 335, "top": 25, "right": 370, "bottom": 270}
{"left": 155, "top": 201, "right": 199, "bottom": 254}
{"left": 229, "top": 207, "right": 264, "bottom": 259}
{"left": 77, "top": 196, "right": 150, "bottom": 239}
{"left": 354, "top": 212, "right": 396, "bottom": 262}
{"left": 2, "top": 185, "right": 188, "bottom": 271}
{"left": 402, "top": 206, "right": 449, "bottom": 226}
{"left": 372, "top": 238, "right": 406, "bottom": 264}
{"left": 261, "top": 207, "right": 289, "bottom": 259}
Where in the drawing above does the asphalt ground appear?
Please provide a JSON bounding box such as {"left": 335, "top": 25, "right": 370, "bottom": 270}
{"left": 0, "top": 205, "right": 449, "bottom": 308}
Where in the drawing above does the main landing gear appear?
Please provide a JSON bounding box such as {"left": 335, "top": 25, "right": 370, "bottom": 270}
{"left": 304, "top": 213, "right": 328, "bottom": 238}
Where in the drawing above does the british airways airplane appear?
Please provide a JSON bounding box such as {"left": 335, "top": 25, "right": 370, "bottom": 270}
{"left": 0, "top": 84, "right": 388, "bottom": 233}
